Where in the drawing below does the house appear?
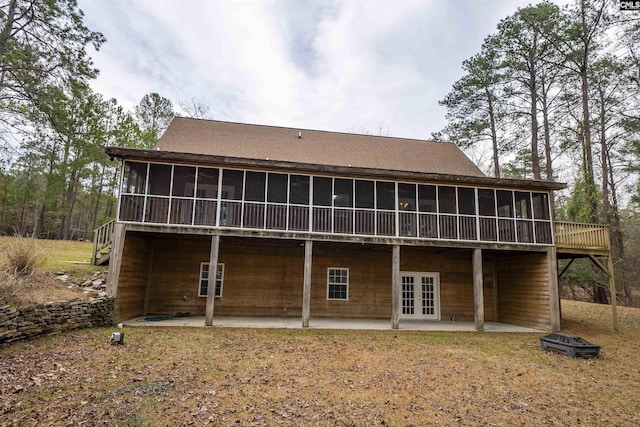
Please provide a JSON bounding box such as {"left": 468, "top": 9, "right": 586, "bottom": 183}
{"left": 101, "top": 117, "right": 611, "bottom": 331}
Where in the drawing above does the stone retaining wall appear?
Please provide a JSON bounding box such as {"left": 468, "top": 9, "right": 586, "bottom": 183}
{"left": 0, "top": 297, "right": 114, "bottom": 344}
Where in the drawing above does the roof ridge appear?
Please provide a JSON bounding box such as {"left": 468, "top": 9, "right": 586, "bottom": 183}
{"left": 172, "top": 116, "right": 447, "bottom": 144}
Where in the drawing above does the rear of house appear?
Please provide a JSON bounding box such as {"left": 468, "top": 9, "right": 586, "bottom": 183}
{"left": 105, "top": 118, "right": 566, "bottom": 331}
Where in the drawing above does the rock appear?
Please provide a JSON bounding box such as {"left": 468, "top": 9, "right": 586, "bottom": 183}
{"left": 91, "top": 279, "right": 104, "bottom": 287}
{"left": 56, "top": 275, "right": 69, "bottom": 282}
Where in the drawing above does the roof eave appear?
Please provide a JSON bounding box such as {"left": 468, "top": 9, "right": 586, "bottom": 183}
{"left": 105, "top": 146, "right": 567, "bottom": 191}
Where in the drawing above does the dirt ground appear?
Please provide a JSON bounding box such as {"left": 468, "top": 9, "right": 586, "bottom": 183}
{"left": 1, "top": 300, "right": 639, "bottom": 426}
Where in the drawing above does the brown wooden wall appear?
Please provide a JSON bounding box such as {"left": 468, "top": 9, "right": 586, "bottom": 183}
{"left": 113, "top": 233, "right": 555, "bottom": 328}
{"left": 135, "top": 235, "right": 498, "bottom": 321}
{"left": 113, "top": 232, "right": 150, "bottom": 322}
{"left": 496, "top": 252, "right": 551, "bottom": 330}
{"left": 401, "top": 247, "right": 496, "bottom": 322}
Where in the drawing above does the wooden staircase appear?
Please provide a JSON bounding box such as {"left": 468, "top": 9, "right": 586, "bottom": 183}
{"left": 92, "top": 219, "right": 115, "bottom": 266}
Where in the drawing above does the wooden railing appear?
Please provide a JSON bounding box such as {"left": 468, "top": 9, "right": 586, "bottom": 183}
{"left": 92, "top": 219, "right": 115, "bottom": 265}
{"left": 554, "top": 221, "right": 610, "bottom": 251}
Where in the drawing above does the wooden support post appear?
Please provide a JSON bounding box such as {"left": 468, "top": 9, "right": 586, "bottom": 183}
{"left": 473, "top": 248, "right": 484, "bottom": 331}
{"left": 391, "top": 245, "right": 401, "bottom": 329}
{"left": 142, "top": 240, "right": 154, "bottom": 315}
{"left": 608, "top": 255, "right": 618, "bottom": 331}
{"left": 302, "top": 240, "right": 313, "bottom": 328}
{"left": 106, "top": 223, "right": 126, "bottom": 298}
{"left": 547, "top": 247, "right": 561, "bottom": 332}
{"left": 205, "top": 234, "right": 220, "bottom": 326}
{"left": 91, "top": 227, "right": 99, "bottom": 265}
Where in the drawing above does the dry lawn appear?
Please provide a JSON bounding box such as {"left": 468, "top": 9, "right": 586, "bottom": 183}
{"left": 0, "top": 236, "right": 103, "bottom": 307}
{"left": 1, "top": 300, "right": 639, "bottom": 426}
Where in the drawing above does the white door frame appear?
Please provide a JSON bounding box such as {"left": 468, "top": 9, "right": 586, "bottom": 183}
{"left": 400, "top": 271, "right": 440, "bottom": 320}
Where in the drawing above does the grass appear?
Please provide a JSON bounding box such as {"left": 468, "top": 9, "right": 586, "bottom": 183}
{"left": 0, "top": 236, "right": 104, "bottom": 307}
{"left": 1, "top": 300, "right": 639, "bottom": 426}
{"left": 0, "top": 236, "right": 98, "bottom": 274}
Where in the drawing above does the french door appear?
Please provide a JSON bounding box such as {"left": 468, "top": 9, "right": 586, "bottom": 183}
{"left": 401, "top": 272, "right": 440, "bottom": 320}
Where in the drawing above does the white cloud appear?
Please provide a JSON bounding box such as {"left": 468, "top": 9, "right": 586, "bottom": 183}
{"left": 78, "top": 0, "right": 539, "bottom": 139}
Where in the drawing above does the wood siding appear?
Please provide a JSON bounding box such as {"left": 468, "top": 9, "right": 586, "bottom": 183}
{"left": 402, "top": 248, "right": 496, "bottom": 322}
{"left": 131, "top": 235, "right": 502, "bottom": 321}
{"left": 496, "top": 252, "right": 551, "bottom": 330}
{"left": 113, "top": 233, "right": 150, "bottom": 322}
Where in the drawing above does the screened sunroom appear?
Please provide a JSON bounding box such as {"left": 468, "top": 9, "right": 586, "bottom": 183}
{"left": 116, "top": 159, "right": 554, "bottom": 246}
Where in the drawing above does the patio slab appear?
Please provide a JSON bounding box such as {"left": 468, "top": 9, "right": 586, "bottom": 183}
{"left": 121, "top": 316, "right": 543, "bottom": 333}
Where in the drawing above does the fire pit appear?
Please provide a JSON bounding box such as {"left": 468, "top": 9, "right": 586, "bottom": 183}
{"left": 540, "top": 333, "right": 600, "bottom": 359}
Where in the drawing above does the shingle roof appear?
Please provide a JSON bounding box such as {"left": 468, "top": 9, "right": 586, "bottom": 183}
{"left": 155, "top": 117, "right": 486, "bottom": 177}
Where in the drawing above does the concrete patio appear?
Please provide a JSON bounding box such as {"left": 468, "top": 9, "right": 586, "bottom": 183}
{"left": 121, "top": 316, "right": 544, "bottom": 333}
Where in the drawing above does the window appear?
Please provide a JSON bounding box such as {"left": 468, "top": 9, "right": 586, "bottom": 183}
{"left": 327, "top": 268, "right": 348, "bottom": 300}
{"left": 289, "top": 175, "right": 310, "bottom": 205}
{"left": 478, "top": 189, "right": 496, "bottom": 216}
{"left": 333, "top": 178, "right": 353, "bottom": 207}
{"left": 244, "top": 171, "right": 266, "bottom": 202}
{"left": 313, "top": 177, "right": 332, "bottom": 206}
{"left": 398, "top": 183, "right": 416, "bottom": 211}
{"left": 376, "top": 181, "right": 395, "bottom": 210}
{"left": 355, "top": 180, "right": 374, "bottom": 209}
{"left": 514, "top": 192, "right": 532, "bottom": 219}
{"left": 418, "top": 185, "right": 436, "bottom": 212}
{"left": 122, "top": 161, "right": 148, "bottom": 194}
{"left": 457, "top": 187, "right": 475, "bottom": 215}
{"left": 532, "top": 192, "right": 550, "bottom": 220}
{"left": 496, "top": 190, "right": 514, "bottom": 217}
{"left": 147, "top": 163, "right": 172, "bottom": 196}
{"left": 438, "top": 186, "right": 456, "bottom": 214}
{"left": 172, "top": 166, "right": 196, "bottom": 197}
{"left": 198, "top": 263, "right": 224, "bottom": 297}
{"left": 267, "top": 173, "right": 288, "bottom": 203}
{"left": 221, "top": 169, "right": 243, "bottom": 200}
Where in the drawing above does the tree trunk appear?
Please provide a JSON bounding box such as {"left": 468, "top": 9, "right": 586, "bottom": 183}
{"left": 62, "top": 178, "right": 79, "bottom": 240}
{"left": 580, "top": 69, "right": 598, "bottom": 223}
{"left": 486, "top": 88, "right": 500, "bottom": 178}
{"left": 593, "top": 282, "right": 608, "bottom": 305}
{"left": 606, "top": 150, "right": 630, "bottom": 303}
{"left": 91, "top": 167, "right": 105, "bottom": 232}
{"left": 598, "top": 88, "right": 611, "bottom": 226}
{"left": 0, "top": 0, "right": 17, "bottom": 58}
{"left": 529, "top": 47, "right": 541, "bottom": 180}
{"left": 540, "top": 79, "right": 553, "bottom": 181}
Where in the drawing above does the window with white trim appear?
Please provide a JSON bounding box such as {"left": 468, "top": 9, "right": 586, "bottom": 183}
{"left": 198, "top": 263, "right": 224, "bottom": 297}
{"left": 327, "top": 268, "right": 349, "bottom": 300}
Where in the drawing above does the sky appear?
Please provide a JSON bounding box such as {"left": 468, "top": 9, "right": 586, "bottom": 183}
{"left": 77, "top": 0, "right": 548, "bottom": 141}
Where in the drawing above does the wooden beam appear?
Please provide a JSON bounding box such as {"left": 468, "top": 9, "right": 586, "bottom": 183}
{"left": 473, "top": 248, "right": 484, "bottom": 331}
{"left": 547, "top": 247, "right": 561, "bottom": 331}
{"left": 558, "top": 258, "right": 575, "bottom": 279}
{"left": 608, "top": 255, "right": 618, "bottom": 331}
{"left": 106, "top": 223, "right": 126, "bottom": 298}
{"left": 391, "top": 245, "right": 401, "bottom": 329}
{"left": 122, "top": 222, "right": 550, "bottom": 253}
{"left": 588, "top": 255, "right": 611, "bottom": 278}
{"left": 492, "top": 256, "right": 498, "bottom": 322}
{"left": 302, "top": 240, "right": 313, "bottom": 328}
{"left": 205, "top": 234, "right": 220, "bottom": 326}
{"left": 142, "top": 240, "right": 154, "bottom": 315}
{"left": 106, "top": 146, "right": 566, "bottom": 191}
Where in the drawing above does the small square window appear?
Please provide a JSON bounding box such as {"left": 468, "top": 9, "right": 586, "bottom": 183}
{"left": 327, "top": 267, "right": 348, "bottom": 300}
{"left": 198, "top": 263, "right": 224, "bottom": 297}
